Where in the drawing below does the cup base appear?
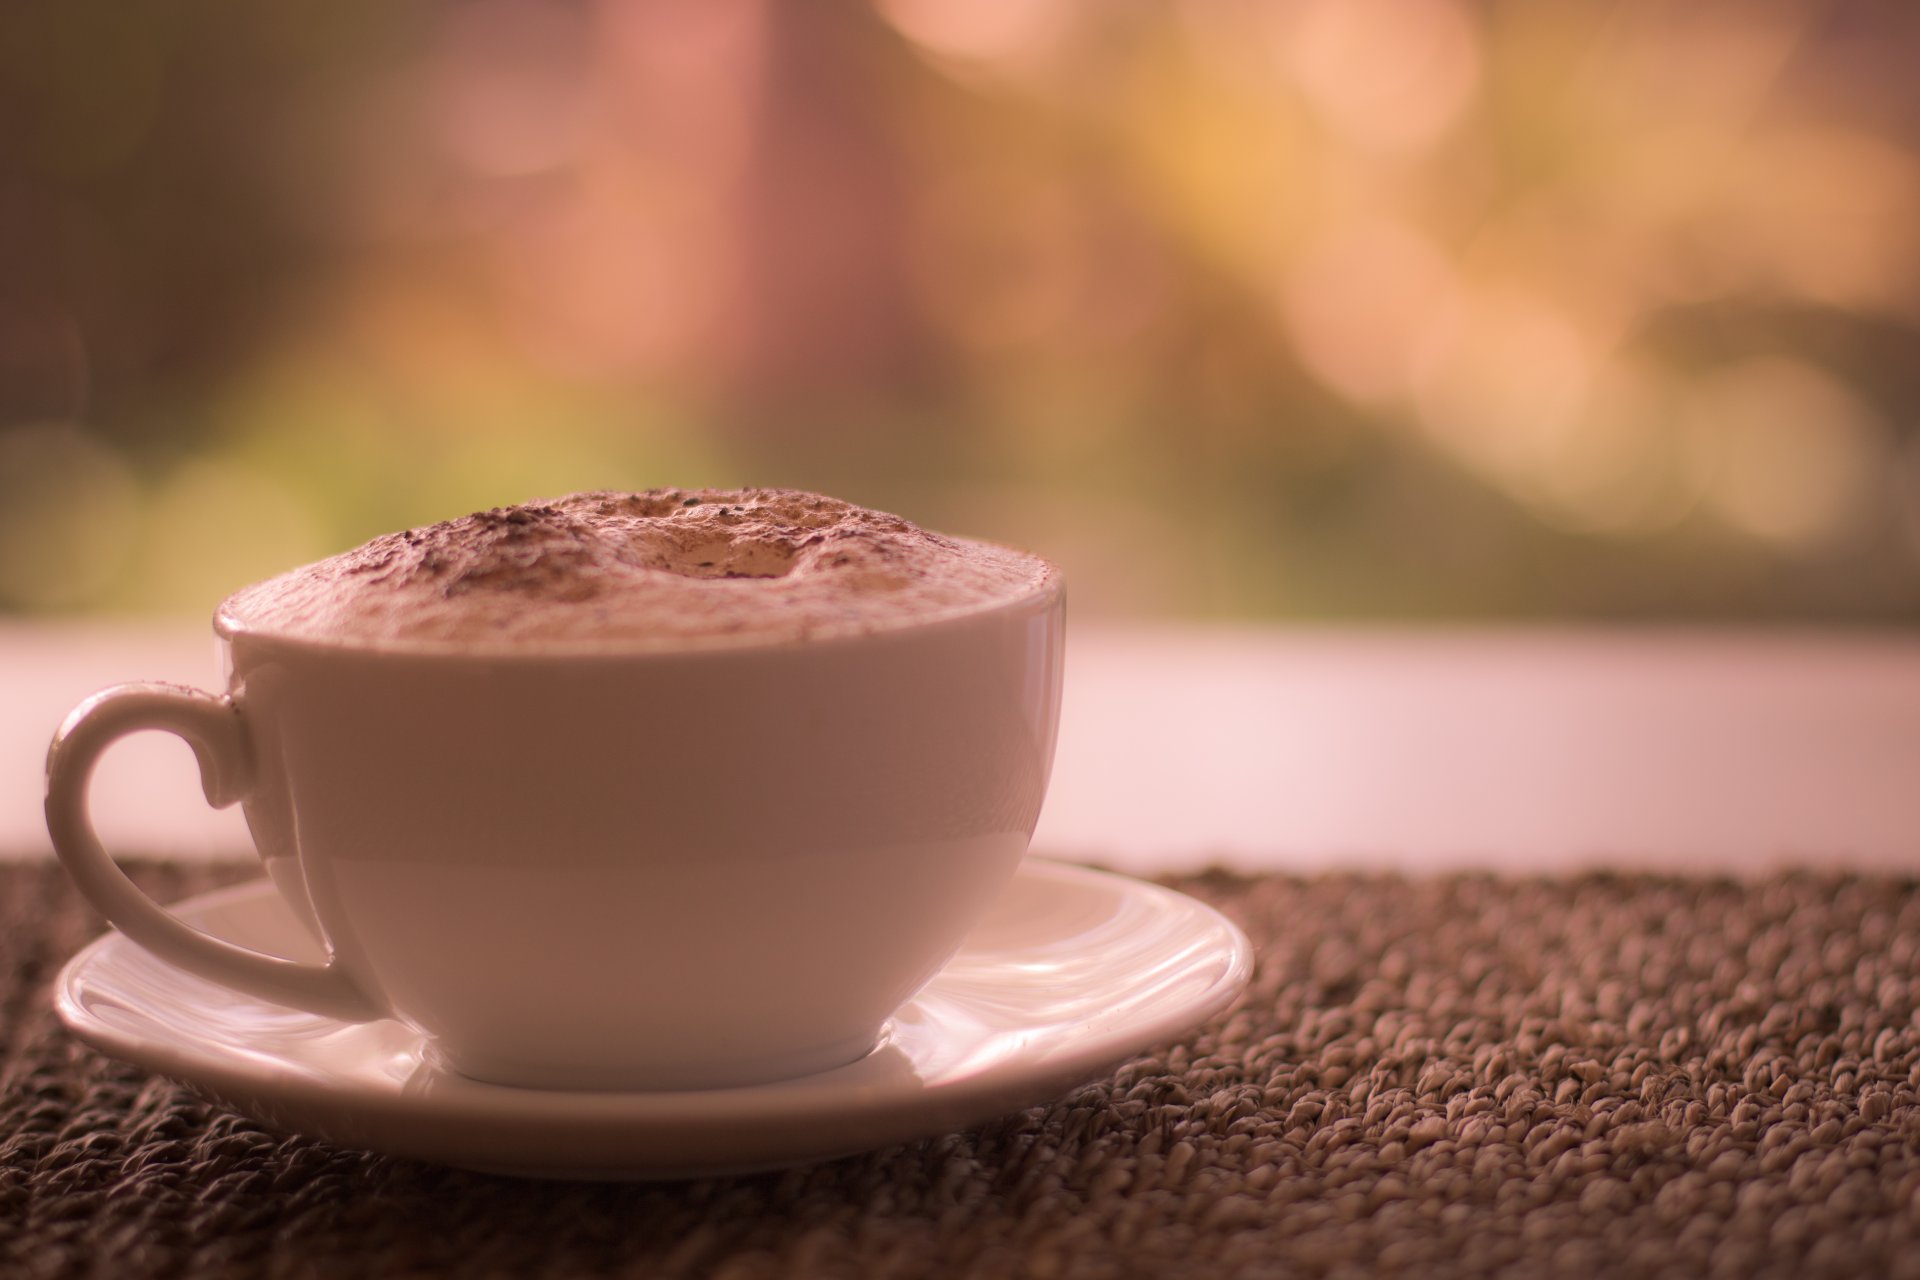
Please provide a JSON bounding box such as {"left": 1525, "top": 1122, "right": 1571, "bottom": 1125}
{"left": 423, "top": 1029, "right": 885, "bottom": 1093}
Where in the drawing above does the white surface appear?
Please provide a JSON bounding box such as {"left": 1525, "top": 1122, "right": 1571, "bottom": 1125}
{"left": 6, "top": 621, "right": 1920, "bottom": 873}
{"left": 1046, "top": 627, "right": 1920, "bottom": 873}
{"left": 56, "top": 860, "right": 1252, "bottom": 1177}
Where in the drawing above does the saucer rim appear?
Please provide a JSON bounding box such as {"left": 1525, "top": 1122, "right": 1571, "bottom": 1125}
{"left": 54, "top": 858, "right": 1254, "bottom": 1175}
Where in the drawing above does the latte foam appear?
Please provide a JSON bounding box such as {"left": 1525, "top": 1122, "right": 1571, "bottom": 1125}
{"left": 217, "top": 489, "right": 1055, "bottom": 652}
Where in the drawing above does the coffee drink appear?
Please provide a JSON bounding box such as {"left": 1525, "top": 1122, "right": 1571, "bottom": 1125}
{"left": 220, "top": 488, "right": 1053, "bottom": 651}
{"left": 49, "top": 489, "right": 1064, "bottom": 1091}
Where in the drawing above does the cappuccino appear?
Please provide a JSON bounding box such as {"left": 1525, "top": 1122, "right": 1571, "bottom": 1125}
{"left": 50, "top": 486, "right": 1064, "bottom": 1089}
{"left": 219, "top": 488, "right": 1053, "bottom": 652}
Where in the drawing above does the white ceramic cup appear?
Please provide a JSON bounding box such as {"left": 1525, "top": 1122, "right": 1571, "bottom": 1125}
{"left": 46, "top": 575, "right": 1064, "bottom": 1090}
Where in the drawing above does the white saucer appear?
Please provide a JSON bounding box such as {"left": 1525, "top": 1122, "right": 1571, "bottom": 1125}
{"left": 55, "top": 859, "right": 1252, "bottom": 1179}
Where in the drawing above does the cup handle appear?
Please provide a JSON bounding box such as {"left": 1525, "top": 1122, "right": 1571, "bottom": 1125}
{"left": 45, "top": 682, "right": 383, "bottom": 1023}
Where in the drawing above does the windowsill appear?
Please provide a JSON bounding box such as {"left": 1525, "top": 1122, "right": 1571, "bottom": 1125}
{"left": 7, "top": 620, "right": 1918, "bottom": 875}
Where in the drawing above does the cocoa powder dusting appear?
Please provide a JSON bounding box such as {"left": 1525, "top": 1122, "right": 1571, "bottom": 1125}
{"left": 218, "top": 488, "right": 1053, "bottom": 651}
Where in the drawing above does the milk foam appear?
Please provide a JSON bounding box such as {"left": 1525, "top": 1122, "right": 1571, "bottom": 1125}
{"left": 217, "top": 489, "right": 1055, "bottom": 651}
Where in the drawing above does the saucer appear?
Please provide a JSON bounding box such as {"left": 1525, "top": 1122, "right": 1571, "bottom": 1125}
{"left": 55, "top": 859, "right": 1253, "bottom": 1179}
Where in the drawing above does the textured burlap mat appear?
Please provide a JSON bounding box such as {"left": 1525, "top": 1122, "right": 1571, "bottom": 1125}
{"left": 3, "top": 861, "right": 1919, "bottom": 1279}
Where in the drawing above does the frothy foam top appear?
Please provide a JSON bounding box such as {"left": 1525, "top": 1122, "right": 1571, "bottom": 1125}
{"left": 217, "top": 489, "right": 1056, "bottom": 652}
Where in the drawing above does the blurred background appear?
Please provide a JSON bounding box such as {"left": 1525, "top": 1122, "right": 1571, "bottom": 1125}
{"left": 2, "top": 0, "right": 1917, "bottom": 626}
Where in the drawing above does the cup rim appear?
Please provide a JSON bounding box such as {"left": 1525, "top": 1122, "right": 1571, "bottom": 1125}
{"left": 213, "top": 559, "right": 1063, "bottom": 662}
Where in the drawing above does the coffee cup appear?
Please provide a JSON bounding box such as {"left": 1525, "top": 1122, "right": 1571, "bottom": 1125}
{"left": 47, "top": 492, "right": 1064, "bottom": 1090}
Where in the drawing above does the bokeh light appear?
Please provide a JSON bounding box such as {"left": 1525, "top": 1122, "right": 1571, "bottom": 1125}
{"left": 0, "top": 0, "right": 1916, "bottom": 622}
{"left": 1281, "top": 216, "right": 1460, "bottom": 406}
{"left": 1276, "top": 0, "right": 1481, "bottom": 156}
{"left": 1680, "top": 359, "right": 1891, "bottom": 552}
{"left": 126, "top": 458, "right": 326, "bottom": 615}
{"left": 0, "top": 424, "right": 139, "bottom": 610}
{"left": 878, "top": 0, "right": 1076, "bottom": 77}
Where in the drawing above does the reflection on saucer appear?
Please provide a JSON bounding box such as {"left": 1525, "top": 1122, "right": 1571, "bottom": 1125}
{"left": 400, "top": 1038, "right": 928, "bottom": 1100}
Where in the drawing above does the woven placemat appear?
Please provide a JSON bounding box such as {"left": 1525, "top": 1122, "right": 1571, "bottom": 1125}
{"left": 3, "top": 861, "right": 1919, "bottom": 1279}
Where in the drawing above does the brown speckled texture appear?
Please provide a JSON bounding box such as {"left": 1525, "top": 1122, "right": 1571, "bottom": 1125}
{"left": 217, "top": 490, "right": 1054, "bottom": 652}
{"left": 7, "top": 861, "right": 1920, "bottom": 1279}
